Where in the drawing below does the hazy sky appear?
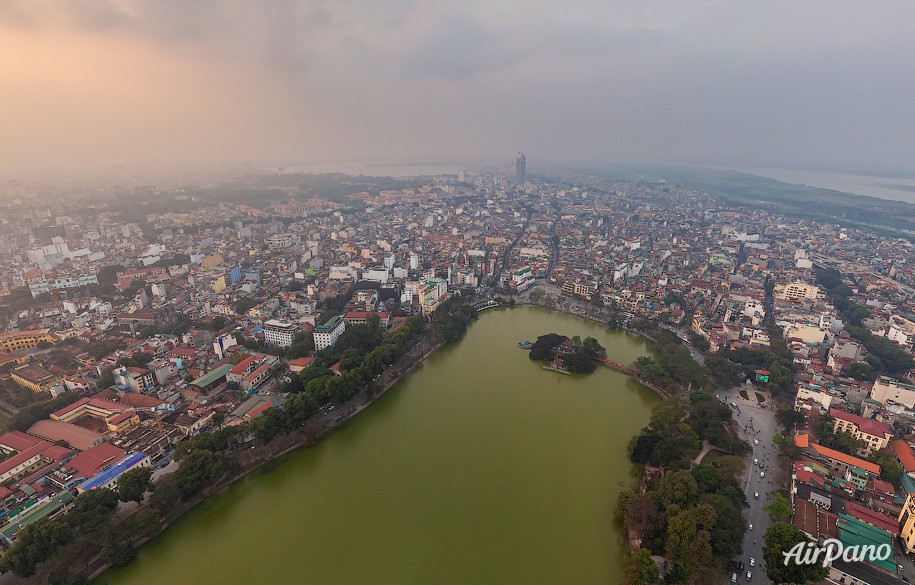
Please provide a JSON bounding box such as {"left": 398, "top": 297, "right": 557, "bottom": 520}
{"left": 2, "top": 1, "right": 914, "bottom": 173}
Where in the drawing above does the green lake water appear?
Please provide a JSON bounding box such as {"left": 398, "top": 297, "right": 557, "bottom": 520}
{"left": 98, "top": 306, "right": 658, "bottom": 585}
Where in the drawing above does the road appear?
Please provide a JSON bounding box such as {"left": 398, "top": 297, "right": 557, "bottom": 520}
{"left": 721, "top": 383, "right": 779, "bottom": 584}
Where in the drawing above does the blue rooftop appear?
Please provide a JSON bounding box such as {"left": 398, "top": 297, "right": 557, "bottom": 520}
{"left": 79, "top": 452, "right": 147, "bottom": 492}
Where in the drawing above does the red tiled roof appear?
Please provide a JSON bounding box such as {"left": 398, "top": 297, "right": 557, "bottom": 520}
{"left": 0, "top": 431, "right": 42, "bottom": 452}
{"left": 810, "top": 442, "right": 880, "bottom": 475}
{"left": 891, "top": 439, "right": 915, "bottom": 473}
{"left": 229, "top": 355, "right": 258, "bottom": 375}
{"left": 844, "top": 501, "right": 898, "bottom": 535}
{"left": 243, "top": 401, "right": 273, "bottom": 420}
{"left": 169, "top": 347, "right": 198, "bottom": 358}
{"left": 119, "top": 392, "right": 161, "bottom": 408}
{"left": 65, "top": 442, "right": 127, "bottom": 477}
{"left": 829, "top": 408, "right": 890, "bottom": 438}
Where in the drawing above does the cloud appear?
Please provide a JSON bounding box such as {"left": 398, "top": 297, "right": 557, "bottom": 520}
{"left": 1, "top": 0, "right": 914, "bottom": 172}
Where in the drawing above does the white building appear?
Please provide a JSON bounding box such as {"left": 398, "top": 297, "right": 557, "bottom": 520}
{"left": 313, "top": 316, "right": 346, "bottom": 351}
{"left": 779, "top": 282, "right": 823, "bottom": 302}
{"left": 872, "top": 377, "right": 915, "bottom": 409}
{"left": 263, "top": 319, "right": 301, "bottom": 347}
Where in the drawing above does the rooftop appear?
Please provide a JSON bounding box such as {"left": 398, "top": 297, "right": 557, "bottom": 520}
{"left": 78, "top": 452, "right": 147, "bottom": 492}
{"left": 191, "top": 363, "right": 234, "bottom": 388}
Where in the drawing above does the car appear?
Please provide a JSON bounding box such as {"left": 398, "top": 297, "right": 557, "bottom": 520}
{"left": 750, "top": 558, "right": 755, "bottom": 567}
{"left": 754, "top": 492, "right": 759, "bottom": 499}
{"left": 748, "top": 523, "right": 753, "bottom": 530}
{"left": 760, "top": 471, "right": 765, "bottom": 478}
{"left": 753, "top": 458, "right": 758, "bottom": 464}
{"left": 738, "top": 561, "right": 744, "bottom": 571}
{"left": 731, "top": 573, "right": 738, "bottom": 583}
{"left": 759, "top": 462, "right": 764, "bottom": 469}
{"left": 731, "top": 402, "right": 738, "bottom": 408}
{"left": 746, "top": 570, "right": 752, "bottom": 581}
{"left": 754, "top": 439, "right": 759, "bottom": 445}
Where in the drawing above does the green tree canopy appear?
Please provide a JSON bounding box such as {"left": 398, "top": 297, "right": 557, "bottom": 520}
{"left": 117, "top": 466, "right": 153, "bottom": 504}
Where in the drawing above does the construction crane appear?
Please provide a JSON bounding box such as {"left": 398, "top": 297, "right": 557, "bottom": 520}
{"left": 132, "top": 404, "right": 177, "bottom": 434}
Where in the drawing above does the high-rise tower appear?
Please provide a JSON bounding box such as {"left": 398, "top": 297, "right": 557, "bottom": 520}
{"left": 515, "top": 152, "right": 526, "bottom": 184}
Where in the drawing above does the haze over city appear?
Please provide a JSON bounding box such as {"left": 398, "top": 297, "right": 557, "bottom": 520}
{"left": 2, "top": 0, "right": 915, "bottom": 175}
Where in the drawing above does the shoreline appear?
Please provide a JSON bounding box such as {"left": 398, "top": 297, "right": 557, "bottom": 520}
{"left": 81, "top": 334, "right": 448, "bottom": 584}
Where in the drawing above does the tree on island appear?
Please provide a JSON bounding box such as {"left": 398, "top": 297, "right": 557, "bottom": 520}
{"left": 528, "top": 333, "right": 605, "bottom": 373}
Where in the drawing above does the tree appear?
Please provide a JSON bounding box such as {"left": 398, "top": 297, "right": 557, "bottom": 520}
{"left": 131, "top": 351, "right": 154, "bottom": 367}
{"left": 248, "top": 407, "right": 290, "bottom": 443}
{"left": 175, "top": 450, "right": 234, "bottom": 499}
{"left": 117, "top": 466, "right": 153, "bottom": 504}
{"left": 234, "top": 296, "right": 258, "bottom": 315}
{"left": 842, "top": 361, "right": 875, "bottom": 381}
{"left": 149, "top": 474, "right": 181, "bottom": 517}
{"left": 869, "top": 450, "right": 903, "bottom": 482}
{"left": 0, "top": 517, "right": 73, "bottom": 577}
{"left": 775, "top": 406, "right": 804, "bottom": 433}
{"left": 656, "top": 470, "right": 699, "bottom": 510}
{"left": 764, "top": 491, "right": 792, "bottom": 522}
{"left": 763, "top": 523, "right": 827, "bottom": 584}
{"left": 103, "top": 541, "right": 138, "bottom": 566}
{"left": 624, "top": 548, "right": 661, "bottom": 585}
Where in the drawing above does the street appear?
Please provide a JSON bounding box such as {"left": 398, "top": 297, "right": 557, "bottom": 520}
{"left": 721, "top": 383, "right": 779, "bottom": 584}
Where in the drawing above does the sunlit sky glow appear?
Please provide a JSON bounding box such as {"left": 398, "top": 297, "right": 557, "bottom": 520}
{"left": 2, "top": 0, "right": 914, "bottom": 173}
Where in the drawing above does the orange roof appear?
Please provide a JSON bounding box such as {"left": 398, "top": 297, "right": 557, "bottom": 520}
{"left": 891, "top": 439, "right": 915, "bottom": 473}
{"left": 810, "top": 443, "right": 880, "bottom": 475}
{"left": 795, "top": 433, "right": 809, "bottom": 448}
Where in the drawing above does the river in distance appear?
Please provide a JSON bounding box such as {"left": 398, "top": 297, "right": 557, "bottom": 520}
{"left": 97, "top": 306, "right": 658, "bottom": 585}
{"left": 710, "top": 165, "right": 915, "bottom": 204}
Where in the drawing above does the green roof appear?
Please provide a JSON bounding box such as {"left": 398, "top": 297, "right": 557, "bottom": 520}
{"left": 0, "top": 491, "right": 73, "bottom": 540}
{"left": 900, "top": 472, "right": 915, "bottom": 495}
{"left": 231, "top": 394, "right": 285, "bottom": 419}
{"left": 191, "top": 363, "right": 233, "bottom": 388}
{"left": 314, "top": 316, "right": 343, "bottom": 332}
{"left": 836, "top": 515, "right": 896, "bottom": 572}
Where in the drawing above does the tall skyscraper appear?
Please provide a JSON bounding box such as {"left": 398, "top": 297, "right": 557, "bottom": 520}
{"left": 515, "top": 152, "right": 526, "bottom": 184}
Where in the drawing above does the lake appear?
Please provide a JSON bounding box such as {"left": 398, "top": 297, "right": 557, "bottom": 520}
{"left": 97, "top": 306, "right": 658, "bottom": 585}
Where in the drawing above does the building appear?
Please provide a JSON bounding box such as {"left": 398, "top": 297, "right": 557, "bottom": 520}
{"left": 10, "top": 364, "right": 63, "bottom": 394}
{"left": 515, "top": 151, "right": 526, "bottom": 184}
{"left": 28, "top": 419, "right": 104, "bottom": 451}
{"left": 77, "top": 452, "right": 151, "bottom": 493}
{"left": 871, "top": 377, "right": 915, "bottom": 409}
{"left": 343, "top": 311, "right": 391, "bottom": 329}
{"left": 900, "top": 493, "right": 915, "bottom": 553}
{"left": 829, "top": 408, "right": 891, "bottom": 456}
{"left": 263, "top": 319, "right": 301, "bottom": 347}
{"left": 113, "top": 366, "right": 156, "bottom": 393}
{"left": 27, "top": 271, "right": 99, "bottom": 298}
{"left": 313, "top": 316, "right": 346, "bottom": 351}
{"left": 50, "top": 396, "right": 140, "bottom": 433}
{"left": 779, "top": 281, "right": 822, "bottom": 302}
{"left": 116, "top": 304, "right": 179, "bottom": 330}
{"left": 561, "top": 279, "right": 597, "bottom": 300}
{"left": 0, "top": 329, "right": 57, "bottom": 353}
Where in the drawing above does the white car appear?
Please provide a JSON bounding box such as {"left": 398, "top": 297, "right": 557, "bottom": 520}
{"left": 746, "top": 571, "right": 752, "bottom": 581}
{"left": 760, "top": 471, "right": 765, "bottom": 478}
{"left": 748, "top": 523, "right": 753, "bottom": 530}
{"left": 753, "top": 458, "right": 758, "bottom": 465}
{"left": 750, "top": 558, "right": 755, "bottom": 567}
{"left": 753, "top": 439, "right": 759, "bottom": 445}
{"left": 754, "top": 492, "right": 759, "bottom": 499}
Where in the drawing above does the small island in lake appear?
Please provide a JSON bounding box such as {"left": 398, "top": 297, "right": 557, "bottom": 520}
{"left": 528, "top": 333, "right": 606, "bottom": 374}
